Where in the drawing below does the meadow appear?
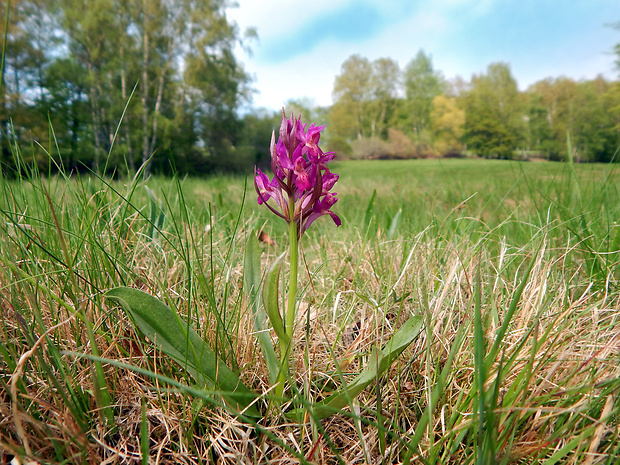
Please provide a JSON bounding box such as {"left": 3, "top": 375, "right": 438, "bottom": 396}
{"left": 1, "top": 158, "right": 620, "bottom": 464}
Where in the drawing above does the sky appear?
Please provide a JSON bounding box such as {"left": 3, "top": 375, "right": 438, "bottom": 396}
{"left": 227, "top": 0, "right": 620, "bottom": 112}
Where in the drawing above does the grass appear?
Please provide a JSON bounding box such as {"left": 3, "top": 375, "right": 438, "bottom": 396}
{"left": 1, "top": 156, "right": 620, "bottom": 464}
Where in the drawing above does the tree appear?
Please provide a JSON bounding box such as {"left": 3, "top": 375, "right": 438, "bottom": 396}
{"left": 464, "top": 63, "right": 523, "bottom": 158}
{"left": 41, "top": 58, "right": 93, "bottom": 169}
{"left": 326, "top": 101, "right": 357, "bottom": 156}
{"left": 403, "top": 50, "right": 445, "bottom": 142}
{"left": 369, "top": 57, "right": 400, "bottom": 138}
{"left": 611, "top": 21, "right": 620, "bottom": 74}
{"left": 572, "top": 77, "right": 617, "bottom": 162}
{"left": 284, "top": 97, "right": 317, "bottom": 122}
{"left": 0, "top": 0, "right": 58, "bottom": 170}
{"left": 430, "top": 95, "right": 464, "bottom": 155}
{"left": 528, "top": 76, "right": 617, "bottom": 162}
{"left": 236, "top": 108, "right": 279, "bottom": 168}
{"left": 53, "top": 0, "right": 131, "bottom": 171}
{"left": 33, "top": 0, "right": 253, "bottom": 175}
{"left": 332, "top": 54, "right": 374, "bottom": 140}
{"left": 329, "top": 54, "right": 404, "bottom": 157}
{"left": 525, "top": 92, "right": 556, "bottom": 159}
{"left": 528, "top": 77, "right": 578, "bottom": 159}
{"left": 606, "top": 21, "right": 620, "bottom": 158}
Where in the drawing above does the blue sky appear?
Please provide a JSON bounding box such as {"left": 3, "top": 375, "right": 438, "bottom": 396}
{"left": 228, "top": 0, "right": 620, "bottom": 111}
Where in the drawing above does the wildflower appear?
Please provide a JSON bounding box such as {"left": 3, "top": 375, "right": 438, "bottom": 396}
{"left": 255, "top": 111, "right": 340, "bottom": 234}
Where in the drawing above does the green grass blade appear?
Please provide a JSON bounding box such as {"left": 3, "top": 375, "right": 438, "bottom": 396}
{"left": 0, "top": 0, "right": 9, "bottom": 98}
{"left": 405, "top": 320, "right": 469, "bottom": 464}
{"left": 474, "top": 262, "right": 487, "bottom": 464}
{"left": 290, "top": 315, "right": 424, "bottom": 420}
{"left": 484, "top": 243, "right": 541, "bottom": 373}
{"left": 140, "top": 397, "right": 149, "bottom": 465}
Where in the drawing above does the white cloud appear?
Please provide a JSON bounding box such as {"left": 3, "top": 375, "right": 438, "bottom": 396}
{"left": 229, "top": 0, "right": 618, "bottom": 111}
{"left": 234, "top": 4, "right": 460, "bottom": 109}
{"left": 241, "top": 37, "right": 356, "bottom": 110}
{"left": 228, "top": 0, "right": 352, "bottom": 41}
{"left": 231, "top": 1, "right": 459, "bottom": 110}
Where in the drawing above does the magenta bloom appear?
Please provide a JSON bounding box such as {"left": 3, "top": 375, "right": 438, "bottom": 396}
{"left": 255, "top": 111, "right": 340, "bottom": 234}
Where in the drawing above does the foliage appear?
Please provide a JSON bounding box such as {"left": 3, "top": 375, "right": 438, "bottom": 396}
{"left": 403, "top": 49, "right": 445, "bottom": 141}
{"left": 2, "top": 6, "right": 620, "bottom": 177}
{"left": 0, "top": 0, "right": 259, "bottom": 176}
{"left": 327, "top": 50, "right": 620, "bottom": 163}
{"left": 464, "top": 63, "right": 522, "bottom": 159}
{"left": 2, "top": 156, "right": 620, "bottom": 463}
{"left": 331, "top": 54, "right": 374, "bottom": 141}
{"left": 105, "top": 287, "right": 261, "bottom": 417}
{"left": 430, "top": 95, "right": 465, "bottom": 155}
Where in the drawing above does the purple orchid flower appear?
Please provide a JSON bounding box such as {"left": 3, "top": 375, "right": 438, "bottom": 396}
{"left": 255, "top": 111, "right": 340, "bottom": 235}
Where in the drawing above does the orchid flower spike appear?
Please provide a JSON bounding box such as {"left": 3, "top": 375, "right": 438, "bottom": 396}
{"left": 255, "top": 111, "right": 340, "bottom": 234}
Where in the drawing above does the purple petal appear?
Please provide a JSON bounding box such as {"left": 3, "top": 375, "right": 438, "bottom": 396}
{"left": 257, "top": 112, "right": 338, "bottom": 230}
{"left": 322, "top": 170, "right": 339, "bottom": 192}
{"left": 329, "top": 211, "right": 341, "bottom": 227}
{"left": 294, "top": 172, "right": 311, "bottom": 191}
{"left": 296, "top": 122, "right": 307, "bottom": 142}
{"left": 305, "top": 123, "right": 324, "bottom": 142}
{"left": 275, "top": 139, "right": 293, "bottom": 170}
{"left": 319, "top": 151, "right": 335, "bottom": 164}
{"left": 279, "top": 111, "right": 292, "bottom": 145}
{"left": 255, "top": 168, "right": 272, "bottom": 205}
{"left": 302, "top": 193, "right": 340, "bottom": 231}
{"left": 305, "top": 146, "right": 321, "bottom": 163}
{"left": 292, "top": 157, "right": 310, "bottom": 191}
{"left": 302, "top": 212, "right": 321, "bottom": 231}
{"left": 318, "top": 192, "right": 338, "bottom": 211}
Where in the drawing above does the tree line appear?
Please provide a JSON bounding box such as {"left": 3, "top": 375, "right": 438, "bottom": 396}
{"left": 1, "top": 1, "right": 620, "bottom": 176}
{"left": 1, "top": 0, "right": 261, "bottom": 176}
{"left": 327, "top": 49, "right": 620, "bottom": 162}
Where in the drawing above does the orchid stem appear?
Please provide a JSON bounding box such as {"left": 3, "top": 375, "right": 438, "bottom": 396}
{"left": 276, "top": 198, "right": 299, "bottom": 398}
{"left": 257, "top": 114, "right": 340, "bottom": 410}
{"left": 286, "top": 217, "right": 299, "bottom": 339}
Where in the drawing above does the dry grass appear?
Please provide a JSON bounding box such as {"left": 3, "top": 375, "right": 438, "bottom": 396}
{"left": 1, "top": 160, "right": 620, "bottom": 464}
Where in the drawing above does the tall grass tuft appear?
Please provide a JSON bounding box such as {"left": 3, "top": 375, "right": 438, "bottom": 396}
{"left": 1, "top": 134, "right": 620, "bottom": 463}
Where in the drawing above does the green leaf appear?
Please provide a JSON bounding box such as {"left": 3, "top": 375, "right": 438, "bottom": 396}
{"left": 290, "top": 315, "right": 424, "bottom": 420}
{"left": 262, "top": 252, "right": 287, "bottom": 343}
{"left": 106, "top": 287, "right": 260, "bottom": 417}
{"left": 244, "top": 232, "right": 279, "bottom": 385}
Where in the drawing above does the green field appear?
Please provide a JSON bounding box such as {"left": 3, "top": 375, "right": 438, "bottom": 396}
{"left": 174, "top": 158, "right": 620, "bottom": 241}
{"left": 2, "top": 159, "right": 620, "bottom": 463}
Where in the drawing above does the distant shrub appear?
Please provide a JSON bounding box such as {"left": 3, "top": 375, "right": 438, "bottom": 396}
{"left": 350, "top": 130, "right": 434, "bottom": 159}
{"left": 443, "top": 151, "right": 465, "bottom": 158}
{"left": 350, "top": 137, "right": 390, "bottom": 159}
{"left": 385, "top": 129, "right": 414, "bottom": 158}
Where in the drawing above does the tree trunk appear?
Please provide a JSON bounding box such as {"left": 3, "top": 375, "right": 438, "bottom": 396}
{"left": 88, "top": 63, "right": 102, "bottom": 172}
{"left": 141, "top": 0, "right": 150, "bottom": 174}
{"left": 148, "top": 71, "right": 165, "bottom": 157}
{"left": 147, "top": 31, "right": 175, "bottom": 165}
{"left": 119, "top": 26, "right": 135, "bottom": 173}
{"left": 378, "top": 102, "right": 386, "bottom": 138}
